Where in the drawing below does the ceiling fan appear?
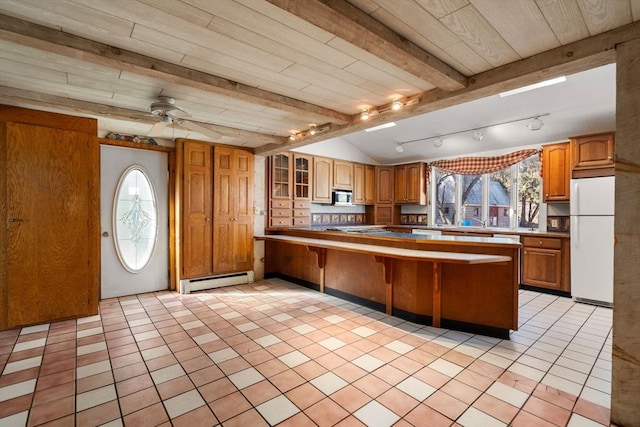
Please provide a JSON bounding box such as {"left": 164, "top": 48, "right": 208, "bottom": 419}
{"left": 148, "top": 96, "right": 222, "bottom": 140}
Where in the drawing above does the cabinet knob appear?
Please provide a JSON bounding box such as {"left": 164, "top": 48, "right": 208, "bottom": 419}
{"left": 539, "top": 240, "right": 543, "bottom": 245}
{"left": 205, "top": 217, "right": 210, "bottom": 222}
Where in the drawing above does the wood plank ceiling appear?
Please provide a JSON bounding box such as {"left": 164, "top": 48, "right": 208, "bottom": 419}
{"left": 0, "top": 0, "right": 638, "bottom": 152}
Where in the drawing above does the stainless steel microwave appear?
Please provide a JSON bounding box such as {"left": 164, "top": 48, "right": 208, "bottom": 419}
{"left": 332, "top": 190, "right": 353, "bottom": 206}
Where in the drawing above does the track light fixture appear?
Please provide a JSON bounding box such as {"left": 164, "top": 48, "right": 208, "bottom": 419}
{"left": 309, "top": 125, "right": 317, "bottom": 135}
{"left": 391, "top": 99, "right": 404, "bottom": 111}
{"left": 288, "top": 123, "right": 331, "bottom": 140}
{"left": 395, "top": 143, "right": 404, "bottom": 153}
{"left": 472, "top": 128, "right": 485, "bottom": 142}
{"left": 361, "top": 109, "right": 370, "bottom": 121}
{"left": 394, "top": 113, "right": 550, "bottom": 154}
{"left": 527, "top": 116, "right": 544, "bottom": 131}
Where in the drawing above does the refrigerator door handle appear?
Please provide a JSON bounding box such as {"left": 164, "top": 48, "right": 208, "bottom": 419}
{"left": 573, "top": 215, "right": 579, "bottom": 249}
{"left": 572, "top": 181, "right": 579, "bottom": 214}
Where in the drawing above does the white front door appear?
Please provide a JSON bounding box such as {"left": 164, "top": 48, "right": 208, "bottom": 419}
{"left": 100, "top": 145, "right": 169, "bottom": 299}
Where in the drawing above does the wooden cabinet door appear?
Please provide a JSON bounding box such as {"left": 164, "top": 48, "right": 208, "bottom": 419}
{"left": 376, "top": 166, "right": 394, "bottom": 204}
{"left": 333, "top": 159, "right": 353, "bottom": 190}
{"left": 571, "top": 132, "right": 615, "bottom": 178}
{"left": 364, "top": 165, "right": 376, "bottom": 204}
{"left": 293, "top": 154, "right": 312, "bottom": 200}
{"left": 313, "top": 156, "right": 332, "bottom": 202}
{"left": 405, "top": 163, "right": 426, "bottom": 204}
{"left": 181, "top": 141, "right": 213, "bottom": 278}
{"left": 394, "top": 166, "right": 408, "bottom": 203}
{"left": 214, "top": 147, "right": 254, "bottom": 274}
{"left": 353, "top": 163, "right": 365, "bottom": 204}
{"left": 542, "top": 142, "right": 570, "bottom": 202}
{"left": 270, "top": 153, "right": 292, "bottom": 199}
{"left": 2, "top": 123, "right": 99, "bottom": 329}
{"left": 521, "top": 247, "right": 562, "bottom": 290}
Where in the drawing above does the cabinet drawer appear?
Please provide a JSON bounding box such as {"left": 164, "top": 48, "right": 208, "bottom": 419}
{"left": 522, "top": 237, "right": 562, "bottom": 249}
{"left": 293, "top": 209, "right": 310, "bottom": 218}
{"left": 270, "top": 217, "right": 293, "bottom": 227}
{"left": 293, "top": 201, "right": 310, "bottom": 209}
{"left": 271, "top": 200, "right": 292, "bottom": 209}
{"left": 293, "top": 217, "right": 310, "bottom": 226}
{"left": 270, "top": 209, "right": 292, "bottom": 218}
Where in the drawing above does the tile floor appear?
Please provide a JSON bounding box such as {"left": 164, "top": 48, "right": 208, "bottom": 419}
{"left": 0, "top": 278, "right": 615, "bottom": 427}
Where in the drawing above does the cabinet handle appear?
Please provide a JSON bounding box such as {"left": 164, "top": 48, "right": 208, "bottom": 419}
{"left": 205, "top": 217, "right": 210, "bottom": 222}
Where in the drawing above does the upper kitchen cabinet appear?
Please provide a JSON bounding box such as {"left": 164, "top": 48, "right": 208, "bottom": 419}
{"left": 333, "top": 159, "right": 353, "bottom": 190}
{"left": 270, "top": 153, "right": 292, "bottom": 200}
{"left": 542, "top": 142, "right": 571, "bottom": 203}
{"left": 313, "top": 156, "right": 332, "bottom": 203}
{"left": 570, "top": 132, "right": 615, "bottom": 178}
{"left": 394, "top": 163, "right": 427, "bottom": 205}
{"left": 353, "top": 163, "right": 376, "bottom": 205}
{"left": 376, "top": 166, "right": 394, "bottom": 204}
{"left": 293, "top": 154, "right": 312, "bottom": 201}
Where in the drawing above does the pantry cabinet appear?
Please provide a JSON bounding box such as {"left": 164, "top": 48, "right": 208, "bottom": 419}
{"left": 570, "top": 132, "right": 615, "bottom": 178}
{"left": 542, "top": 142, "right": 570, "bottom": 202}
{"left": 179, "top": 140, "right": 254, "bottom": 277}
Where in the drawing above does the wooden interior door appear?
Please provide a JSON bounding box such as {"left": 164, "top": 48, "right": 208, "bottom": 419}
{"left": 4, "top": 123, "right": 98, "bottom": 328}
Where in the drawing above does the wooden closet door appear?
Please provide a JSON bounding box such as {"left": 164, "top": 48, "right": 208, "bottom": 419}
{"left": 181, "top": 141, "right": 213, "bottom": 278}
{"left": 4, "top": 123, "right": 98, "bottom": 328}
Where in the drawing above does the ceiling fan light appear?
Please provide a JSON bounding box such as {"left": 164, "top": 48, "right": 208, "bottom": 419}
{"left": 527, "top": 117, "right": 544, "bottom": 131}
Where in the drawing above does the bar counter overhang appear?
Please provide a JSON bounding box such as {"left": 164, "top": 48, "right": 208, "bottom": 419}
{"left": 260, "top": 227, "right": 521, "bottom": 339}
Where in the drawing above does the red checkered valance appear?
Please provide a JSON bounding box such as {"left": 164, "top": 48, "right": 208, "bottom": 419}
{"left": 428, "top": 148, "right": 539, "bottom": 176}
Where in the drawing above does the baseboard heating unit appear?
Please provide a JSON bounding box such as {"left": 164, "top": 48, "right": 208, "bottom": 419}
{"left": 180, "top": 271, "right": 254, "bottom": 294}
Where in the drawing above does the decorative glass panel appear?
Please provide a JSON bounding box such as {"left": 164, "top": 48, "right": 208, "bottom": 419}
{"left": 113, "top": 166, "right": 158, "bottom": 272}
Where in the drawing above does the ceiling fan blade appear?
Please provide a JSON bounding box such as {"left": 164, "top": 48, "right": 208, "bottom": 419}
{"left": 148, "top": 117, "right": 169, "bottom": 137}
{"left": 179, "top": 120, "right": 222, "bottom": 140}
{"left": 168, "top": 107, "right": 190, "bottom": 119}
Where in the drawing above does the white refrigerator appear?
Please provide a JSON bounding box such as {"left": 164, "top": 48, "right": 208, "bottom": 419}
{"left": 570, "top": 176, "right": 615, "bottom": 307}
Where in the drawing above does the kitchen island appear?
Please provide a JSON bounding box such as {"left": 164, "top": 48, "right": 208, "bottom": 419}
{"left": 262, "top": 227, "right": 521, "bottom": 338}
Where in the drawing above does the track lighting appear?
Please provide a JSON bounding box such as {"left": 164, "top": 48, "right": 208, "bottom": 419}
{"left": 527, "top": 117, "right": 544, "bottom": 131}
{"left": 289, "top": 134, "right": 296, "bottom": 141}
{"left": 288, "top": 123, "right": 331, "bottom": 140}
{"left": 309, "top": 125, "right": 317, "bottom": 135}
{"left": 361, "top": 109, "right": 370, "bottom": 121}
{"left": 395, "top": 143, "right": 404, "bottom": 153}
{"left": 472, "top": 128, "right": 485, "bottom": 142}
{"left": 394, "top": 113, "right": 550, "bottom": 152}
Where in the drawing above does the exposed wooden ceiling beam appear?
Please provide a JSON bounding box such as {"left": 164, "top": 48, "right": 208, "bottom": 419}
{"left": 0, "top": 14, "right": 351, "bottom": 126}
{"left": 0, "top": 86, "right": 287, "bottom": 146}
{"left": 256, "top": 20, "right": 640, "bottom": 155}
{"left": 266, "top": 0, "right": 467, "bottom": 91}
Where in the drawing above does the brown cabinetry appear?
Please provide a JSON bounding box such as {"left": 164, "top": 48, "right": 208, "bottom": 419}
{"left": 180, "top": 140, "right": 254, "bottom": 277}
{"left": 213, "top": 146, "right": 254, "bottom": 274}
{"left": 394, "top": 162, "right": 427, "bottom": 204}
{"left": 521, "top": 236, "right": 570, "bottom": 293}
{"left": 313, "top": 156, "right": 332, "bottom": 203}
{"left": 542, "top": 142, "right": 570, "bottom": 202}
{"left": 353, "top": 163, "right": 375, "bottom": 205}
{"left": 333, "top": 159, "right": 353, "bottom": 190}
{"left": 570, "top": 132, "right": 615, "bottom": 178}
{"left": 268, "top": 153, "right": 311, "bottom": 227}
{"left": 376, "top": 166, "right": 394, "bottom": 204}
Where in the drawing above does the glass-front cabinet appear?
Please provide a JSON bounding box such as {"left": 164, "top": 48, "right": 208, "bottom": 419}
{"left": 271, "top": 153, "right": 291, "bottom": 199}
{"left": 294, "top": 154, "right": 312, "bottom": 200}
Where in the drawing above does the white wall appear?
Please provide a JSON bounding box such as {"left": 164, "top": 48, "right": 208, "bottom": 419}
{"left": 253, "top": 155, "right": 266, "bottom": 280}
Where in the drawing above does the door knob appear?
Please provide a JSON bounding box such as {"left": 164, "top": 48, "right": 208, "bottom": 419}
{"left": 102, "top": 231, "right": 109, "bottom": 237}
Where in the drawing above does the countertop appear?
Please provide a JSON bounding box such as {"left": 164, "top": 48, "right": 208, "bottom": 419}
{"left": 387, "top": 224, "right": 570, "bottom": 238}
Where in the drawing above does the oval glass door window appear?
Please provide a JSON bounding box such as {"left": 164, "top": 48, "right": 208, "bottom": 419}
{"left": 113, "top": 166, "right": 158, "bottom": 273}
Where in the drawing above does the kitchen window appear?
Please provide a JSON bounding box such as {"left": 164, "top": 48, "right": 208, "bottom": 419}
{"left": 430, "top": 154, "right": 541, "bottom": 229}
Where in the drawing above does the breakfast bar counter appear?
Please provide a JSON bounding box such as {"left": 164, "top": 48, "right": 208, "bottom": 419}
{"left": 262, "top": 227, "right": 521, "bottom": 338}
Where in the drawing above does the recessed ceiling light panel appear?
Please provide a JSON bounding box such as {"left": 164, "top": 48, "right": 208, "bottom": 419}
{"left": 364, "top": 122, "right": 396, "bottom": 132}
{"left": 499, "top": 76, "right": 566, "bottom": 97}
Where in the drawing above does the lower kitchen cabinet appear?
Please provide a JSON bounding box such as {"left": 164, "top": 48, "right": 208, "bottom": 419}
{"left": 521, "top": 236, "right": 570, "bottom": 293}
